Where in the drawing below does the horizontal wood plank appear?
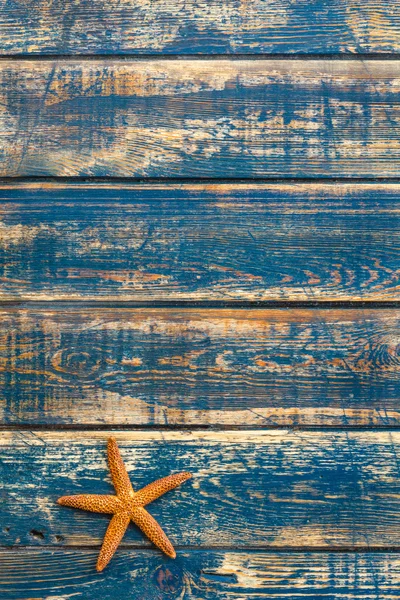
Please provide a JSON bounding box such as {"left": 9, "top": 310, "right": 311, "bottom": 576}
{"left": 2, "top": 1, "right": 400, "bottom": 55}
{"left": 1, "top": 550, "right": 400, "bottom": 599}
{"left": 2, "top": 61, "right": 400, "bottom": 177}
{"left": 2, "top": 430, "right": 400, "bottom": 547}
{"left": 0, "top": 182, "right": 399, "bottom": 300}
{"left": 1, "top": 307, "right": 400, "bottom": 427}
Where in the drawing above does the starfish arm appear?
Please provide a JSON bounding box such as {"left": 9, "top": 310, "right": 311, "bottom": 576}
{"left": 57, "top": 494, "right": 121, "bottom": 514}
{"left": 132, "top": 507, "right": 176, "bottom": 558}
{"left": 96, "top": 512, "right": 130, "bottom": 572}
{"left": 135, "top": 472, "right": 192, "bottom": 507}
{"left": 107, "top": 437, "right": 134, "bottom": 501}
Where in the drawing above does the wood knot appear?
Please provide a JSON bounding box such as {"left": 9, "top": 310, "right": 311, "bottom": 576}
{"left": 154, "top": 565, "right": 184, "bottom": 594}
{"left": 51, "top": 347, "right": 104, "bottom": 378}
{"left": 355, "top": 335, "right": 400, "bottom": 372}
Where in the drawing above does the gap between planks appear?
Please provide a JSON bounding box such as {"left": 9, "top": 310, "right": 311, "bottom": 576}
{"left": 3, "top": 424, "right": 400, "bottom": 432}
{"left": 4, "top": 176, "right": 400, "bottom": 184}
{"left": 2, "top": 54, "right": 400, "bottom": 62}
{"left": 2, "top": 545, "right": 400, "bottom": 553}
{"left": 1, "top": 301, "right": 400, "bottom": 309}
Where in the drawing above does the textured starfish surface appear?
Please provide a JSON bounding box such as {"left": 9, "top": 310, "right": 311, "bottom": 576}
{"left": 57, "top": 437, "right": 192, "bottom": 571}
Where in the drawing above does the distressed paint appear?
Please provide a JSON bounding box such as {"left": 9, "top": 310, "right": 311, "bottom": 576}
{"left": 1, "top": 307, "right": 400, "bottom": 427}
{"left": 1, "top": 0, "right": 400, "bottom": 55}
{"left": 1, "top": 0, "right": 399, "bottom": 597}
{"left": 2, "top": 430, "right": 400, "bottom": 547}
{"left": 2, "top": 61, "right": 400, "bottom": 177}
{"left": 1, "top": 550, "right": 400, "bottom": 599}
{"left": 0, "top": 182, "right": 399, "bottom": 300}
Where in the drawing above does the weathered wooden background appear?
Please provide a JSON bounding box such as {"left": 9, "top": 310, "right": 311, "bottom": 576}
{"left": 1, "top": 2, "right": 400, "bottom": 599}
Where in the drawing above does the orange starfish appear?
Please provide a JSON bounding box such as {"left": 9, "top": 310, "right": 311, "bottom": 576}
{"left": 57, "top": 437, "right": 192, "bottom": 572}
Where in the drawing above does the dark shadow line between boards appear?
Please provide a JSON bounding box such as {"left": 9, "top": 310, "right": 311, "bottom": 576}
{"left": 1, "top": 300, "right": 400, "bottom": 310}
{"left": 2, "top": 424, "right": 400, "bottom": 432}
{"left": 4, "top": 176, "right": 400, "bottom": 185}
{"left": 1, "top": 544, "right": 400, "bottom": 554}
{"left": 2, "top": 53, "right": 400, "bottom": 61}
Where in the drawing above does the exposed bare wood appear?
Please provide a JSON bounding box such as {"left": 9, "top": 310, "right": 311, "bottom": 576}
{"left": 2, "top": 430, "right": 400, "bottom": 548}
{"left": 2, "top": 61, "right": 400, "bottom": 177}
{"left": 1, "top": 549, "right": 400, "bottom": 598}
{"left": 2, "top": 0, "right": 400, "bottom": 55}
{"left": 1, "top": 307, "right": 399, "bottom": 426}
{"left": 0, "top": 182, "right": 399, "bottom": 300}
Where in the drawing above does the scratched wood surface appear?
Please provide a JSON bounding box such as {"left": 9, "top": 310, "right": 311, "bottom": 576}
{"left": 3, "top": 60, "right": 400, "bottom": 177}
{"left": 0, "top": 182, "right": 399, "bottom": 300}
{"left": 2, "top": 430, "right": 400, "bottom": 548}
{"left": 1, "top": 0, "right": 400, "bottom": 596}
{"left": 1, "top": 550, "right": 399, "bottom": 600}
{"left": 1, "top": 307, "right": 400, "bottom": 427}
{"left": 2, "top": 0, "right": 400, "bottom": 55}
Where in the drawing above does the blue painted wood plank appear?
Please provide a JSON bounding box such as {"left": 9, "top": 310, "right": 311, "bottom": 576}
{"left": 0, "top": 182, "right": 399, "bottom": 300}
{"left": 2, "top": 61, "right": 400, "bottom": 177}
{"left": 0, "top": 550, "right": 399, "bottom": 599}
{"left": 1, "top": 430, "right": 400, "bottom": 547}
{"left": 1, "top": 0, "right": 400, "bottom": 55}
{"left": 1, "top": 307, "right": 400, "bottom": 427}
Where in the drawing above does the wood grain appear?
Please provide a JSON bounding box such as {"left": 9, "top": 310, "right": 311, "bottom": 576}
{"left": 1, "top": 307, "right": 400, "bottom": 427}
{"left": 0, "top": 182, "right": 399, "bottom": 300}
{"left": 0, "top": 0, "right": 400, "bottom": 55}
{"left": 1, "top": 550, "right": 400, "bottom": 599}
{"left": 2, "top": 430, "right": 400, "bottom": 548}
{"left": 2, "top": 61, "right": 400, "bottom": 177}
{"left": 2, "top": 0, "right": 400, "bottom": 55}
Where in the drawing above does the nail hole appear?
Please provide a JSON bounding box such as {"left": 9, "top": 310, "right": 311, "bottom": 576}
{"left": 3, "top": 527, "right": 10, "bottom": 533}
{"left": 30, "top": 529, "right": 45, "bottom": 540}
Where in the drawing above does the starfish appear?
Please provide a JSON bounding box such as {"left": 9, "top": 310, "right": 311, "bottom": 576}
{"left": 57, "top": 437, "right": 192, "bottom": 572}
